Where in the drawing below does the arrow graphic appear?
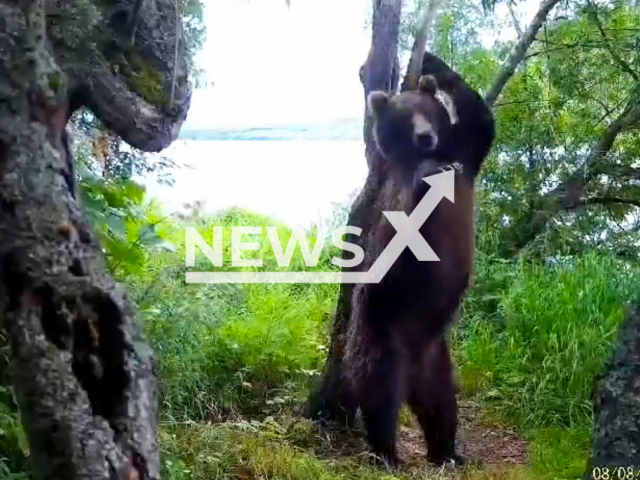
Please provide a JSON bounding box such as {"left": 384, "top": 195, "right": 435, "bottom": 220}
{"left": 186, "top": 170, "right": 455, "bottom": 284}
{"left": 343, "top": 169, "right": 455, "bottom": 283}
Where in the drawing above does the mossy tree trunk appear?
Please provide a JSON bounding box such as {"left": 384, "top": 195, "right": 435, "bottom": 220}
{"left": 0, "top": 0, "right": 191, "bottom": 478}
{"left": 586, "top": 303, "right": 640, "bottom": 475}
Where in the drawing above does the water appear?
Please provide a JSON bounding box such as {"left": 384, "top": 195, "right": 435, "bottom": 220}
{"left": 141, "top": 140, "right": 368, "bottom": 228}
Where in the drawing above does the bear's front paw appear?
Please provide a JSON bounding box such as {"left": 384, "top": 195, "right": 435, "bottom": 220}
{"left": 438, "top": 162, "right": 463, "bottom": 174}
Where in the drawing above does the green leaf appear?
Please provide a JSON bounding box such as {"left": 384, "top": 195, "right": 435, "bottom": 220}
{"left": 105, "top": 214, "right": 127, "bottom": 240}
{"left": 139, "top": 224, "right": 162, "bottom": 245}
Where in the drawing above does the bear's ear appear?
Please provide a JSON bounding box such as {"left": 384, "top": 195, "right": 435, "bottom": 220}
{"left": 418, "top": 75, "right": 438, "bottom": 95}
{"left": 367, "top": 91, "right": 390, "bottom": 119}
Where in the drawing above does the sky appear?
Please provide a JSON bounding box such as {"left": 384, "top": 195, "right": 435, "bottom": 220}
{"left": 183, "top": 0, "right": 372, "bottom": 129}
{"left": 183, "top": 0, "right": 539, "bottom": 130}
{"left": 143, "top": 0, "right": 541, "bottom": 226}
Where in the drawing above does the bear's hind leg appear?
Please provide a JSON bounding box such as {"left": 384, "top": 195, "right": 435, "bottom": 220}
{"left": 408, "top": 337, "right": 465, "bottom": 466}
{"left": 353, "top": 340, "right": 403, "bottom": 467}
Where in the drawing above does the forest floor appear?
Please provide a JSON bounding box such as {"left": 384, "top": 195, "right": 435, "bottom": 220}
{"left": 307, "top": 399, "right": 531, "bottom": 478}
{"left": 412, "top": 399, "right": 528, "bottom": 467}
{"left": 160, "top": 396, "right": 543, "bottom": 480}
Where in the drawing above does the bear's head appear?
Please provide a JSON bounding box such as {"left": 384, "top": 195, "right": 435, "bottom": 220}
{"left": 368, "top": 75, "right": 457, "bottom": 168}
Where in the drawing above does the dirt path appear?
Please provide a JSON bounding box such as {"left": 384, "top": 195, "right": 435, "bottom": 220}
{"left": 398, "top": 399, "right": 528, "bottom": 467}
{"left": 312, "top": 399, "right": 528, "bottom": 469}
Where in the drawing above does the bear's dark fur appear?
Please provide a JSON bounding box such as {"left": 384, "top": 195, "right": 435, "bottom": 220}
{"left": 308, "top": 54, "right": 494, "bottom": 467}
{"left": 419, "top": 52, "right": 495, "bottom": 176}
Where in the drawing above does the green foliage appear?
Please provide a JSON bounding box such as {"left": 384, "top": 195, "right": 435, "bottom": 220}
{"left": 0, "top": 393, "right": 29, "bottom": 479}
{"left": 180, "top": 0, "right": 207, "bottom": 83}
{"left": 455, "top": 253, "right": 639, "bottom": 437}
{"left": 400, "top": 0, "right": 496, "bottom": 69}
{"left": 479, "top": 0, "right": 640, "bottom": 257}
{"left": 0, "top": 316, "right": 29, "bottom": 479}
{"left": 123, "top": 210, "right": 339, "bottom": 420}
{"left": 80, "top": 174, "right": 175, "bottom": 277}
{"left": 72, "top": 109, "right": 178, "bottom": 184}
{"left": 400, "top": 0, "right": 640, "bottom": 258}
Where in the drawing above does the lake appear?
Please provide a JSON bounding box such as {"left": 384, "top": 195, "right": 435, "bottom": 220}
{"left": 141, "top": 140, "right": 369, "bottom": 228}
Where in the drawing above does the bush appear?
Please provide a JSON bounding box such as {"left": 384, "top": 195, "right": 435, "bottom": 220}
{"left": 122, "top": 209, "right": 340, "bottom": 421}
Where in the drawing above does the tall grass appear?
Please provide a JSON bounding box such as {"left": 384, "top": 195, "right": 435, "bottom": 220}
{"left": 123, "top": 208, "right": 340, "bottom": 421}
{"left": 456, "top": 252, "right": 638, "bottom": 431}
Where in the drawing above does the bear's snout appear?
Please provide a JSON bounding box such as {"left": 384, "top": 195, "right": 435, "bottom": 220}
{"left": 415, "top": 131, "right": 437, "bottom": 151}
{"left": 411, "top": 113, "right": 438, "bottom": 152}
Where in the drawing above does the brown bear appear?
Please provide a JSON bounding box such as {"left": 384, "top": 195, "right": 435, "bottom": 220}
{"left": 307, "top": 54, "right": 494, "bottom": 467}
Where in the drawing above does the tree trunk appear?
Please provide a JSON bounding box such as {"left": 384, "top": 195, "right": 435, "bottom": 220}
{"left": 362, "top": 0, "right": 404, "bottom": 167}
{"left": 587, "top": 303, "right": 640, "bottom": 474}
{"left": 0, "top": 0, "right": 190, "bottom": 477}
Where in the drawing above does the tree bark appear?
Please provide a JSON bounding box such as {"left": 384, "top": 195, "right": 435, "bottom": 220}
{"left": 484, "top": 0, "right": 562, "bottom": 107}
{"left": 0, "top": 0, "right": 190, "bottom": 477}
{"left": 362, "top": 0, "right": 404, "bottom": 167}
{"left": 586, "top": 303, "right": 640, "bottom": 474}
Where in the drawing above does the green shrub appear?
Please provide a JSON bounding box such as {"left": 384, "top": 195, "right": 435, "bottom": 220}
{"left": 124, "top": 209, "right": 339, "bottom": 420}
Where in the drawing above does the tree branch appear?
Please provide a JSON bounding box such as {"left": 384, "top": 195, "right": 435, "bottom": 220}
{"left": 568, "top": 102, "right": 640, "bottom": 189}
{"left": 484, "top": 0, "right": 562, "bottom": 107}
{"left": 524, "top": 43, "right": 589, "bottom": 59}
{"left": 401, "top": 0, "right": 440, "bottom": 92}
{"left": 507, "top": 0, "right": 523, "bottom": 38}
{"left": 594, "top": 164, "right": 640, "bottom": 181}
{"left": 577, "top": 196, "right": 640, "bottom": 209}
{"left": 82, "top": 66, "right": 190, "bottom": 152}
{"left": 59, "top": 0, "right": 191, "bottom": 153}
{"left": 510, "top": 102, "right": 640, "bottom": 252}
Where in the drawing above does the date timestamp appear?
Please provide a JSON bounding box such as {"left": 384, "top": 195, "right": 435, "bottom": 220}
{"left": 591, "top": 467, "right": 640, "bottom": 480}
